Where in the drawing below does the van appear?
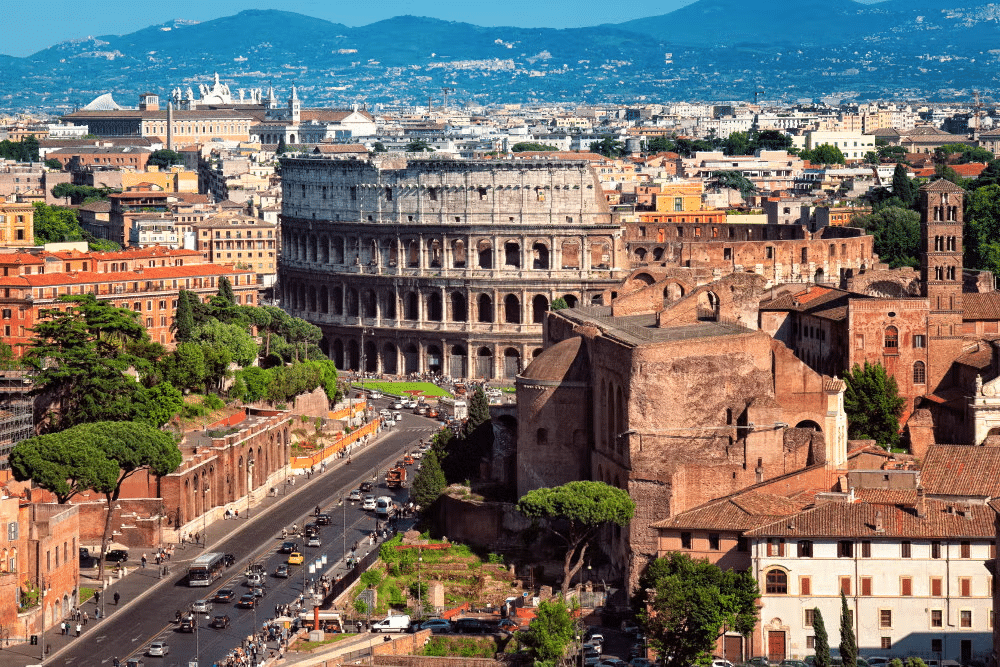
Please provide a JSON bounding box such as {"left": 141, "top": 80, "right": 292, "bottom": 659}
{"left": 371, "top": 613, "right": 411, "bottom": 633}
{"left": 393, "top": 411, "right": 402, "bottom": 422}
{"left": 375, "top": 496, "right": 393, "bottom": 518}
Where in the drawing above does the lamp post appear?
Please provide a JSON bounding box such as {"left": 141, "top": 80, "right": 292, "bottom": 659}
{"left": 202, "top": 486, "right": 210, "bottom": 549}
{"left": 417, "top": 549, "right": 423, "bottom": 620}
{"left": 338, "top": 498, "right": 346, "bottom": 561}
{"left": 246, "top": 458, "right": 255, "bottom": 519}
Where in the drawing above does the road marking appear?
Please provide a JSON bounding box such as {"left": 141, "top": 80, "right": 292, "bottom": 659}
{"left": 96, "top": 635, "right": 106, "bottom": 643}
{"left": 132, "top": 635, "right": 141, "bottom": 642}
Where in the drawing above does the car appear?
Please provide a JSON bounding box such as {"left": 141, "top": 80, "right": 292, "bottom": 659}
{"left": 348, "top": 489, "right": 363, "bottom": 502}
{"left": 273, "top": 564, "right": 290, "bottom": 578}
{"left": 780, "top": 661, "right": 808, "bottom": 667}
{"left": 415, "top": 406, "right": 428, "bottom": 415}
{"left": 392, "top": 400, "right": 403, "bottom": 409}
{"left": 621, "top": 620, "right": 640, "bottom": 634}
{"left": 746, "top": 658, "right": 770, "bottom": 667}
{"left": 245, "top": 572, "right": 264, "bottom": 586}
{"left": 427, "top": 408, "right": 439, "bottom": 418}
{"left": 211, "top": 615, "right": 231, "bottom": 629}
{"left": 212, "top": 589, "right": 235, "bottom": 603}
{"left": 368, "top": 391, "right": 383, "bottom": 400}
{"left": 223, "top": 553, "right": 236, "bottom": 567}
{"left": 105, "top": 549, "right": 129, "bottom": 563}
{"left": 315, "top": 513, "right": 331, "bottom": 525}
{"left": 125, "top": 658, "right": 144, "bottom": 667}
{"left": 360, "top": 481, "right": 374, "bottom": 492}
{"left": 362, "top": 495, "right": 377, "bottom": 510}
{"left": 384, "top": 419, "right": 396, "bottom": 428}
{"left": 306, "top": 536, "right": 321, "bottom": 548}
{"left": 287, "top": 552, "right": 304, "bottom": 565}
{"left": 147, "top": 641, "right": 169, "bottom": 657}
{"left": 410, "top": 449, "right": 423, "bottom": 460}
{"left": 453, "top": 618, "right": 488, "bottom": 634}
{"left": 418, "top": 618, "right": 453, "bottom": 633}
{"left": 379, "top": 409, "right": 391, "bottom": 420}
{"left": 599, "top": 660, "right": 627, "bottom": 667}
{"left": 178, "top": 614, "right": 195, "bottom": 632}
{"left": 497, "top": 619, "right": 519, "bottom": 633}
{"left": 279, "top": 541, "right": 298, "bottom": 554}
{"left": 583, "top": 642, "right": 601, "bottom": 656}
{"left": 709, "top": 660, "right": 734, "bottom": 667}
{"left": 629, "top": 660, "right": 655, "bottom": 667}
{"left": 251, "top": 586, "right": 265, "bottom": 598}
{"left": 403, "top": 454, "right": 414, "bottom": 465}
{"left": 191, "top": 599, "right": 213, "bottom": 613}
{"left": 237, "top": 594, "right": 257, "bottom": 608}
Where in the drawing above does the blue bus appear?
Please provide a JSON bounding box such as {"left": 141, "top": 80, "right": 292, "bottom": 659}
{"left": 188, "top": 552, "right": 226, "bottom": 587}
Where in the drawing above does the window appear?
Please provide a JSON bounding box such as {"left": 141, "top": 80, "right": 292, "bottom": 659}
{"left": 861, "top": 540, "right": 871, "bottom": 558}
{"left": 804, "top": 609, "right": 815, "bottom": 627}
{"left": 766, "top": 538, "right": 785, "bottom": 556}
{"left": 961, "top": 541, "right": 971, "bottom": 558}
{"left": 931, "top": 577, "right": 943, "bottom": 596}
{"left": 7, "top": 523, "right": 15, "bottom": 541}
{"left": 931, "top": 541, "right": 942, "bottom": 559}
{"left": 901, "top": 577, "right": 912, "bottom": 596}
{"left": 881, "top": 638, "right": 892, "bottom": 650}
{"left": 681, "top": 532, "right": 692, "bottom": 549}
{"left": 913, "top": 361, "right": 926, "bottom": 384}
{"left": 914, "top": 334, "right": 926, "bottom": 348}
{"left": 931, "top": 610, "right": 943, "bottom": 627}
{"left": 960, "top": 577, "right": 971, "bottom": 597}
{"left": 797, "top": 540, "right": 813, "bottom": 558}
{"left": 840, "top": 576, "right": 852, "bottom": 595}
{"left": 901, "top": 541, "right": 911, "bottom": 558}
{"left": 880, "top": 610, "right": 892, "bottom": 628}
{"left": 766, "top": 569, "right": 788, "bottom": 594}
{"left": 800, "top": 576, "right": 811, "bottom": 596}
{"left": 932, "top": 639, "right": 943, "bottom": 653}
{"left": 884, "top": 326, "right": 898, "bottom": 349}
{"left": 806, "top": 637, "right": 815, "bottom": 649}
{"left": 861, "top": 577, "right": 873, "bottom": 596}
{"left": 708, "top": 534, "right": 720, "bottom": 551}
{"left": 674, "top": 197, "right": 683, "bottom": 212}
{"left": 837, "top": 541, "right": 853, "bottom": 558}
{"left": 960, "top": 610, "right": 972, "bottom": 628}
{"left": 737, "top": 537, "right": 749, "bottom": 552}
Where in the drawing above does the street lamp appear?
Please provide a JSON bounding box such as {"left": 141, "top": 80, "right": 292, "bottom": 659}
{"left": 417, "top": 549, "right": 423, "bottom": 619}
{"left": 202, "top": 486, "right": 210, "bottom": 549}
{"left": 246, "top": 458, "right": 255, "bottom": 519}
{"left": 338, "top": 498, "right": 346, "bottom": 560}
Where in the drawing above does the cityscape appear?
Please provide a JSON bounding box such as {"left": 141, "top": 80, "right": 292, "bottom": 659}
{"left": 2, "top": 2, "right": 1000, "bottom": 667}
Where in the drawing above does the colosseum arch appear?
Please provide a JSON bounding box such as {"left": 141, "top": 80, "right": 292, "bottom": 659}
{"left": 504, "top": 294, "right": 521, "bottom": 324}
{"left": 427, "top": 292, "right": 443, "bottom": 321}
{"left": 403, "top": 344, "right": 419, "bottom": 374}
{"left": 591, "top": 239, "right": 611, "bottom": 269}
{"left": 319, "top": 286, "right": 329, "bottom": 314}
{"left": 403, "top": 292, "right": 419, "bottom": 321}
{"left": 331, "top": 285, "right": 343, "bottom": 315}
{"left": 631, "top": 273, "right": 656, "bottom": 288}
{"left": 429, "top": 240, "right": 443, "bottom": 268}
{"left": 366, "top": 239, "right": 379, "bottom": 265}
{"left": 308, "top": 235, "right": 318, "bottom": 263}
{"left": 363, "top": 340, "right": 377, "bottom": 372}
{"left": 347, "top": 340, "right": 360, "bottom": 370}
{"left": 427, "top": 345, "right": 442, "bottom": 374}
{"left": 319, "top": 236, "right": 329, "bottom": 263}
{"left": 476, "top": 347, "right": 494, "bottom": 379}
{"left": 306, "top": 286, "right": 317, "bottom": 312}
{"left": 562, "top": 294, "right": 578, "bottom": 308}
{"left": 333, "top": 339, "right": 344, "bottom": 369}
{"left": 363, "top": 289, "right": 377, "bottom": 319}
{"left": 406, "top": 240, "right": 420, "bottom": 267}
{"left": 532, "top": 242, "right": 550, "bottom": 269}
{"left": 652, "top": 247, "right": 665, "bottom": 261}
{"left": 561, "top": 241, "right": 580, "bottom": 269}
{"left": 379, "top": 291, "right": 396, "bottom": 320}
{"left": 449, "top": 345, "right": 467, "bottom": 378}
{"left": 477, "top": 240, "right": 493, "bottom": 269}
{"left": 452, "top": 240, "right": 467, "bottom": 268}
{"left": 532, "top": 295, "right": 549, "bottom": 323}
{"left": 382, "top": 343, "right": 398, "bottom": 375}
{"left": 450, "top": 292, "right": 467, "bottom": 322}
{"left": 387, "top": 240, "right": 399, "bottom": 267}
{"left": 346, "top": 288, "right": 359, "bottom": 317}
{"left": 697, "top": 291, "right": 720, "bottom": 321}
{"left": 503, "top": 348, "right": 521, "bottom": 379}
{"left": 332, "top": 237, "right": 345, "bottom": 264}
{"left": 478, "top": 294, "right": 494, "bottom": 322}
{"left": 663, "top": 282, "right": 686, "bottom": 305}
{"left": 634, "top": 248, "right": 647, "bottom": 262}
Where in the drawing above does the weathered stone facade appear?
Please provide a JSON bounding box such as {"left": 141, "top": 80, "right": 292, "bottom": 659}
{"left": 278, "top": 156, "right": 627, "bottom": 379}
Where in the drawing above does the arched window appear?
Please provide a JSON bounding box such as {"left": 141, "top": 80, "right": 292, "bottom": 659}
{"left": 765, "top": 569, "right": 788, "bottom": 594}
{"left": 913, "top": 361, "right": 926, "bottom": 384}
{"left": 884, "top": 326, "right": 898, "bottom": 349}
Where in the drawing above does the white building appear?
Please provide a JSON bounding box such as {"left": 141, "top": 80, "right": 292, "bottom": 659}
{"left": 748, "top": 494, "right": 994, "bottom": 666}
{"left": 798, "top": 130, "right": 877, "bottom": 162}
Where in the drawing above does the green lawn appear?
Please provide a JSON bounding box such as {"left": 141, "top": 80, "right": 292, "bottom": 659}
{"left": 352, "top": 381, "right": 452, "bottom": 398}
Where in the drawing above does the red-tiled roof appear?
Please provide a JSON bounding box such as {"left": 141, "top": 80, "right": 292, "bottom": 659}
{"left": 854, "top": 488, "right": 917, "bottom": 505}
{"left": 652, "top": 491, "right": 811, "bottom": 531}
{"left": 921, "top": 444, "right": 1000, "bottom": 497}
{"left": 964, "top": 292, "right": 1000, "bottom": 320}
{"left": 0, "top": 263, "right": 252, "bottom": 288}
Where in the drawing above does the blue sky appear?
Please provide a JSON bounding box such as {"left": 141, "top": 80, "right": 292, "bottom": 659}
{"left": 5, "top": 0, "right": 703, "bottom": 58}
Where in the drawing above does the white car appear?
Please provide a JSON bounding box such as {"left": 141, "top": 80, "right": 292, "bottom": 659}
{"left": 392, "top": 400, "right": 404, "bottom": 409}
{"left": 384, "top": 419, "right": 396, "bottom": 428}
{"left": 362, "top": 494, "right": 377, "bottom": 510}
{"left": 368, "top": 391, "right": 383, "bottom": 400}
{"left": 410, "top": 450, "right": 422, "bottom": 460}
{"left": 306, "top": 536, "right": 321, "bottom": 548}
{"left": 403, "top": 399, "right": 418, "bottom": 409}
{"left": 191, "top": 599, "right": 212, "bottom": 613}
{"left": 147, "top": 641, "right": 170, "bottom": 657}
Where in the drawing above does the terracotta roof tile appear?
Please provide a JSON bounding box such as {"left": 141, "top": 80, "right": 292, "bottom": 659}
{"left": 854, "top": 489, "right": 918, "bottom": 505}
{"left": 652, "top": 491, "right": 811, "bottom": 531}
{"left": 921, "top": 444, "right": 1000, "bottom": 497}
{"left": 964, "top": 293, "right": 1000, "bottom": 320}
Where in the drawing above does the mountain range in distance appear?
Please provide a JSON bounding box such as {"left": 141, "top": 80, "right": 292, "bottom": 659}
{"left": 3, "top": 0, "right": 1000, "bottom": 112}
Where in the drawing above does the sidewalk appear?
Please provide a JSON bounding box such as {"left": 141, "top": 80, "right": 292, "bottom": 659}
{"left": 0, "top": 426, "right": 404, "bottom": 667}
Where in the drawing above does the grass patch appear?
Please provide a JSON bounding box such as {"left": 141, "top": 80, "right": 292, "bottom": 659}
{"left": 352, "top": 381, "right": 452, "bottom": 398}
{"left": 422, "top": 636, "right": 499, "bottom": 658}
{"left": 79, "top": 587, "right": 96, "bottom": 604}
{"left": 295, "top": 634, "right": 356, "bottom": 652}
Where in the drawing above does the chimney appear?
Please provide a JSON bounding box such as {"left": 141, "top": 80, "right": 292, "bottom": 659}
{"left": 915, "top": 486, "right": 927, "bottom": 518}
{"left": 874, "top": 510, "right": 884, "bottom": 533}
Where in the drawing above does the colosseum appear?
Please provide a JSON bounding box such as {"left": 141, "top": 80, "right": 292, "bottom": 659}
{"left": 278, "top": 156, "right": 627, "bottom": 379}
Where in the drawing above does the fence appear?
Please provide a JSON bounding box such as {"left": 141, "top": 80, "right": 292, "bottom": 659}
{"left": 291, "top": 419, "right": 381, "bottom": 469}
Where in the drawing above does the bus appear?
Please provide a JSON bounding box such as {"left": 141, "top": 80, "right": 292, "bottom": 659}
{"left": 188, "top": 552, "right": 226, "bottom": 587}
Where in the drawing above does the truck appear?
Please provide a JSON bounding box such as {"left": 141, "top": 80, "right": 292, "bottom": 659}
{"left": 440, "top": 397, "right": 468, "bottom": 420}
{"left": 386, "top": 466, "right": 407, "bottom": 489}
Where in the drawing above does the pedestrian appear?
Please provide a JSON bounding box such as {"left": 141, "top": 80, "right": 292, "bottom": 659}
{"left": 75, "top": 623, "right": 81, "bottom": 637}
{"left": 194, "top": 532, "right": 200, "bottom": 545}
{"left": 83, "top": 611, "right": 88, "bottom": 624}
{"left": 235, "top": 509, "right": 239, "bottom": 519}
{"left": 141, "top": 554, "right": 147, "bottom": 568}
{"left": 94, "top": 591, "right": 100, "bottom": 606}
{"left": 60, "top": 621, "right": 66, "bottom": 635}
{"left": 113, "top": 591, "right": 120, "bottom": 605}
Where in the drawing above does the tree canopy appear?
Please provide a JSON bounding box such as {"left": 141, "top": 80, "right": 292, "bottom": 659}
{"left": 839, "top": 594, "right": 857, "bottom": 667}
{"left": 515, "top": 597, "right": 577, "bottom": 665}
{"left": 800, "top": 143, "right": 846, "bottom": 165}
{"left": 965, "top": 185, "right": 1000, "bottom": 275}
{"left": 0, "top": 136, "right": 39, "bottom": 163}
{"left": 813, "top": 607, "right": 831, "bottom": 667}
{"left": 406, "top": 139, "right": 434, "bottom": 153}
{"left": 410, "top": 448, "right": 446, "bottom": 509}
{"left": 637, "top": 552, "right": 759, "bottom": 667}
{"left": 853, "top": 207, "right": 921, "bottom": 269}
{"left": 842, "top": 361, "right": 906, "bottom": 449}
{"left": 511, "top": 142, "right": 558, "bottom": 152}
{"left": 517, "top": 481, "right": 635, "bottom": 597}
{"left": 711, "top": 171, "right": 758, "bottom": 199}
{"left": 589, "top": 136, "right": 627, "bottom": 158}
{"left": 147, "top": 149, "right": 184, "bottom": 168}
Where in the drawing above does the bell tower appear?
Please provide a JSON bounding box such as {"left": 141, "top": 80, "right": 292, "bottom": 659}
{"left": 919, "top": 179, "right": 965, "bottom": 392}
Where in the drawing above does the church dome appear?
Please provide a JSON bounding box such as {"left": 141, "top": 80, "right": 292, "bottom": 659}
{"left": 82, "top": 93, "right": 122, "bottom": 111}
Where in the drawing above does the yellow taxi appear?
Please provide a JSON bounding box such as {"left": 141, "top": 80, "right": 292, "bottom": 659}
{"left": 287, "top": 552, "right": 304, "bottom": 565}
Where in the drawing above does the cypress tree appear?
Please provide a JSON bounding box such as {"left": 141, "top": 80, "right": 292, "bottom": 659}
{"left": 217, "top": 276, "right": 235, "bottom": 306}
{"left": 891, "top": 163, "right": 916, "bottom": 208}
{"left": 411, "top": 448, "right": 446, "bottom": 508}
{"left": 465, "top": 386, "right": 490, "bottom": 431}
{"left": 813, "top": 608, "right": 830, "bottom": 667}
{"left": 839, "top": 594, "right": 857, "bottom": 667}
{"left": 173, "top": 290, "right": 195, "bottom": 343}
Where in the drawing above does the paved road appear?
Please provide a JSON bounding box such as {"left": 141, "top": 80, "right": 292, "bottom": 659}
{"left": 3, "top": 406, "right": 438, "bottom": 667}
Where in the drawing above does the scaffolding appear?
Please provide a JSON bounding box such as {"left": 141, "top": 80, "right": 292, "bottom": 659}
{"left": 0, "top": 371, "right": 34, "bottom": 469}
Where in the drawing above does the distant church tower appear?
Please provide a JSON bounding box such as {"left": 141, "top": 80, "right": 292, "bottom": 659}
{"left": 919, "top": 179, "right": 965, "bottom": 392}
{"left": 288, "top": 86, "right": 301, "bottom": 124}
